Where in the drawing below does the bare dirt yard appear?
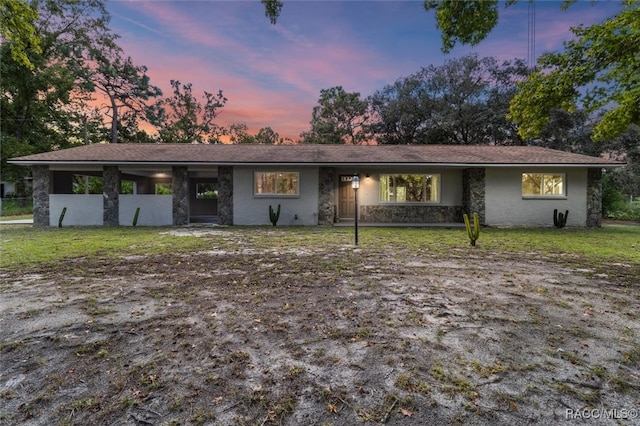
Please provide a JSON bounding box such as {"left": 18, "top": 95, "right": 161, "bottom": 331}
{"left": 1, "top": 227, "right": 639, "bottom": 425}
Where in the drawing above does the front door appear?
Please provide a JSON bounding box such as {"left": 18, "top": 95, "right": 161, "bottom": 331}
{"left": 338, "top": 176, "right": 355, "bottom": 218}
{"left": 189, "top": 179, "right": 218, "bottom": 223}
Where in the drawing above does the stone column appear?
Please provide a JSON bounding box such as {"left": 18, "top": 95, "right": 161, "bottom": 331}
{"left": 318, "top": 167, "right": 336, "bottom": 225}
{"left": 32, "top": 165, "right": 51, "bottom": 227}
{"left": 586, "top": 168, "right": 603, "bottom": 228}
{"left": 217, "top": 166, "right": 233, "bottom": 225}
{"left": 103, "top": 166, "right": 120, "bottom": 226}
{"left": 462, "top": 168, "right": 486, "bottom": 224}
{"left": 172, "top": 166, "right": 189, "bottom": 225}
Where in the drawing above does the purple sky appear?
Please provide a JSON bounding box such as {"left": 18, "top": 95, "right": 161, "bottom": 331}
{"left": 106, "top": 0, "right": 621, "bottom": 141}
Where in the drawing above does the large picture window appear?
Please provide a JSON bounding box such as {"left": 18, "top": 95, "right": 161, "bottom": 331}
{"left": 522, "top": 173, "right": 565, "bottom": 197}
{"left": 254, "top": 172, "right": 299, "bottom": 196}
{"left": 380, "top": 174, "right": 440, "bottom": 203}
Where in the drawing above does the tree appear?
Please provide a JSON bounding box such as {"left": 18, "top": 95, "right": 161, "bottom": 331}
{"left": 302, "top": 86, "right": 370, "bottom": 144}
{"left": 423, "top": 0, "right": 510, "bottom": 54}
{"left": 149, "top": 80, "right": 226, "bottom": 144}
{"left": 255, "top": 127, "right": 280, "bottom": 144}
{"left": 117, "top": 110, "right": 155, "bottom": 143}
{"left": 423, "top": 0, "right": 639, "bottom": 141}
{"left": 368, "top": 74, "right": 437, "bottom": 145}
{"left": 509, "top": 2, "right": 640, "bottom": 141}
{"left": 607, "top": 125, "right": 640, "bottom": 198}
{"left": 1, "top": 0, "right": 113, "bottom": 192}
{"left": 227, "top": 123, "right": 256, "bottom": 144}
{"left": 0, "top": 0, "right": 41, "bottom": 69}
{"left": 89, "top": 45, "right": 162, "bottom": 143}
{"left": 261, "top": 0, "right": 283, "bottom": 24}
{"left": 369, "top": 55, "right": 528, "bottom": 145}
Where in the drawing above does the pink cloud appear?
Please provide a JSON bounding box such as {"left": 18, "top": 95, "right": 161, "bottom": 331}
{"left": 111, "top": 2, "right": 391, "bottom": 141}
{"left": 109, "top": 0, "right": 622, "bottom": 144}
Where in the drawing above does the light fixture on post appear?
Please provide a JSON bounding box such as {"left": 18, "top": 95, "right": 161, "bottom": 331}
{"left": 352, "top": 175, "right": 360, "bottom": 245}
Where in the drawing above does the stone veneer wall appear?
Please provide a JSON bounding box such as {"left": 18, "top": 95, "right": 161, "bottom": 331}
{"left": 359, "top": 205, "right": 463, "bottom": 223}
{"left": 103, "top": 166, "right": 120, "bottom": 226}
{"left": 32, "top": 165, "right": 51, "bottom": 227}
{"left": 172, "top": 166, "right": 189, "bottom": 225}
{"left": 586, "top": 168, "right": 603, "bottom": 228}
{"left": 462, "top": 168, "right": 485, "bottom": 224}
{"left": 217, "top": 166, "right": 233, "bottom": 225}
{"left": 317, "top": 167, "right": 336, "bottom": 225}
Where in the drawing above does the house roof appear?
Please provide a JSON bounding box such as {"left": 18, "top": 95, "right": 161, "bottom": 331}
{"left": 9, "top": 143, "right": 624, "bottom": 168}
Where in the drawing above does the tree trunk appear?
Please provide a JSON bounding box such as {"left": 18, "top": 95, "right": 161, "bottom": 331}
{"left": 109, "top": 94, "right": 118, "bottom": 143}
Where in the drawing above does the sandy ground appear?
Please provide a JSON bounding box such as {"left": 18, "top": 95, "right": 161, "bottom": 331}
{"left": 1, "top": 228, "right": 639, "bottom": 425}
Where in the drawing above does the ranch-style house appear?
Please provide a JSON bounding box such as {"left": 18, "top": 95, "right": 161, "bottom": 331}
{"left": 9, "top": 143, "right": 624, "bottom": 228}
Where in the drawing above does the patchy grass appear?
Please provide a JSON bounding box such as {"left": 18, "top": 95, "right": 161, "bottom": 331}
{"left": 0, "top": 224, "right": 638, "bottom": 425}
{"left": 2, "top": 224, "right": 639, "bottom": 271}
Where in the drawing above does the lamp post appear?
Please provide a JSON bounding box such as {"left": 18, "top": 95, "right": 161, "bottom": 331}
{"left": 352, "top": 175, "right": 360, "bottom": 245}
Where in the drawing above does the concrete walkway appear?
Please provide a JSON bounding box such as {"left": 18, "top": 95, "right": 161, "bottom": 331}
{"left": 333, "top": 220, "right": 465, "bottom": 228}
{"left": 0, "top": 218, "right": 33, "bottom": 224}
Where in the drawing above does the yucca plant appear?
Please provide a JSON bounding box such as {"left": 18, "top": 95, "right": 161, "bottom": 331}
{"left": 463, "top": 212, "right": 480, "bottom": 246}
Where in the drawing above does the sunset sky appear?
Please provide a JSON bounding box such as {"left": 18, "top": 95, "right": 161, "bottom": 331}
{"left": 106, "top": 0, "right": 621, "bottom": 141}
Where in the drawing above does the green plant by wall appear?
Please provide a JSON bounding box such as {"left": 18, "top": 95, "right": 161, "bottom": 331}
{"left": 269, "top": 204, "right": 281, "bottom": 226}
{"left": 463, "top": 212, "right": 480, "bottom": 246}
{"left": 58, "top": 207, "right": 67, "bottom": 228}
{"left": 553, "top": 209, "right": 569, "bottom": 228}
{"left": 133, "top": 207, "right": 140, "bottom": 227}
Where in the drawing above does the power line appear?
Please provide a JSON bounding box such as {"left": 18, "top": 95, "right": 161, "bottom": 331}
{"left": 528, "top": 0, "right": 536, "bottom": 70}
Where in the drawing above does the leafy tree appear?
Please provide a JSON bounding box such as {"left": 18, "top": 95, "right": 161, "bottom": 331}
{"left": 369, "top": 55, "right": 528, "bottom": 145}
{"left": 423, "top": 0, "right": 639, "bottom": 141}
{"left": 0, "top": 0, "right": 41, "bottom": 69}
{"left": 368, "top": 75, "right": 436, "bottom": 145}
{"left": 509, "top": 1, "right": 640, "bottom": 141}
{"left": 149, "top": 80, "right": 226, "bottom": 143}
{"left": 302, "top": 86, "right": 370, "bottom": 144}
{"left": 607, "top": 125, "right": 640, "bottom": 199}
{"left": 261, "top": 0, "right": 283, "bottom": 24}
{"left": 228, "top": 123, "right": 256, "bottom": 144}
{"left": 255, "top": 127, "right": 280, "bottom": 144}
{"left": 89, "top": 45, "right": 162, "bottom": 143}
{"left": 423, "top": 0, "right": 509, "bottom": 54}
{"left": 532, "top": 109, "right": 605, "bottom": 155}
{"left": 117, "top": 110, "right": 155, "bottom": 143}
{"left": 1, "top": 0, "right": 113, "bottom": 191}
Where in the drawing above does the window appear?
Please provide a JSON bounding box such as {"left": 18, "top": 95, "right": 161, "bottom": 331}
{"left": 120, "top": 180, "right": 134, "bottom": 194}
{"left": 380, "top": 174, "right": 440, "bottom": 203}
{"left": 522, "top": 173, "right": 565, "bottom": 197}
{"left": 155, "top": 183, "right": 172, "bottom": 195}
{"left": 196, "top": 183, "right": 217, "bottom": 199}
{"left": 72, "top": 175, "right": 103, "bottom": 194}
{"left": 254, "top": 172, "right": 299, "bottom": 196}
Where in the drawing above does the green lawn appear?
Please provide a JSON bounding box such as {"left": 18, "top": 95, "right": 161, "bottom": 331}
{"left": 1, "top": 224, "right": 638, "bottom": 271}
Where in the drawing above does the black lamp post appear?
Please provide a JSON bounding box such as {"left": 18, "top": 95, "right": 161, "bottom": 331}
{"left": 352, "top": 175, "right": 360, "bottom": 245}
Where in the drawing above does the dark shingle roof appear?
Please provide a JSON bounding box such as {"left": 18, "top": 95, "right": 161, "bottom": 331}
{"left": 9, "top": 143, "right": 624, "bottom": 167}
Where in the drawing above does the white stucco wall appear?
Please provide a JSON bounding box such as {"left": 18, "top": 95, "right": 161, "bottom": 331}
{"left": 119, "top": 195, "right": 173, "bottom": 226}
{"left": 485, "top": 168, "right": 588, "bottom": 227}
{"left": 50, "top": 194, "right": 103, "bottom": 226}
{"left": 233, "top": 167, "right": 319, "bottom": 225}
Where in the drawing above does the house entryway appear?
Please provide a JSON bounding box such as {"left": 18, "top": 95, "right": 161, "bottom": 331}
{"left": 189, "top": 178, "right": 218, "bottom": 223}
{"left": 338, "top": 176, "right": 356, "bottom": 219}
